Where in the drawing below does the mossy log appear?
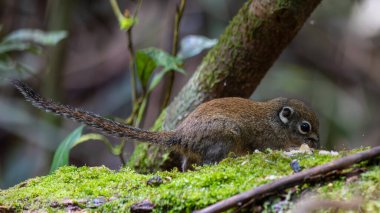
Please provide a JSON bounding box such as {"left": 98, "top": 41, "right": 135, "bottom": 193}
{"left": 1, "top": 149, "right": 379, "bottom": 212}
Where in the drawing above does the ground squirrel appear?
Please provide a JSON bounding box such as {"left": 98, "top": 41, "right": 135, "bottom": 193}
{"left": 11, "top": 80, "right": 320, "bottom": 170}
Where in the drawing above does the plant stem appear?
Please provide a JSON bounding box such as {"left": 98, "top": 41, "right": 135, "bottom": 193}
{"left": 161, "top": 0, "right": 186, "bottom": 109}
{"left": 118, "top": 140, "right": 127, "bottom": 165}
{"left": 119, "top": 151, "right": 126, "bottom": 165}
{"left": 120, "top": 0, "right": 142, "bottom": 165}
{"left": 128, "top": 0, "right": 143, "bottom": 113}
{"left": 127, "top": 29, "right": 137, "bottom": 104}
{"left": 109, "top": 0, "right": 125, "bottom": 22}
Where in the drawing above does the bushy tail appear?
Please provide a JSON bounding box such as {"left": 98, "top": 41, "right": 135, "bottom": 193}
{"left": 11, "top": 80, "right": 174, "bottom": 145}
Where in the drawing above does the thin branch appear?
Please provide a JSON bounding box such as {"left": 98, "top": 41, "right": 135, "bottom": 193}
{"left": 125, "top": 0, "right": 143, "bottom": 106}
{"left": 161, "top": 0, "right": 186, "bottom": 109}
{"left": 127, "top": 29, "right": 137, "bottom": 103}
{"left": 194, "top": 146, "right": 380, "bottom": 213}
{"left": 121, "top": 0, "right": 142, "bottom": 165}
{"left": 171, "top": 0, "right": 186, "bottom": 57}
{"left": 232, "top": 167, "right": 365, "bottom": 213}
{"left": 133, "top": 0, "right": 143, "bottom": 18}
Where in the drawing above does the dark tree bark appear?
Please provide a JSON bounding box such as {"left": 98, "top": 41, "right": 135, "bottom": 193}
{"left": 129, "top": 0, "right": 322, "bottom": 171}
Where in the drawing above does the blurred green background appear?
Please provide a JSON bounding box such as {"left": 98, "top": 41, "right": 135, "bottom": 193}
{"left": 0, "top": 0, "right": 379, "bottom": 189}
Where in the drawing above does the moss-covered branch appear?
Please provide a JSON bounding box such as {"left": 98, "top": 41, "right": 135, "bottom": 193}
{"left": 1, "top": 149, "right": 379, "bottom": 212}
{"left": 196, "top": 146, "right": 380, "bottom": 213}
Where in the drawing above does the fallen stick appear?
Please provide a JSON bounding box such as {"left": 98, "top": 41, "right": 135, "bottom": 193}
{"left": 194, "top": 146, "right": 380, "bottom": 213}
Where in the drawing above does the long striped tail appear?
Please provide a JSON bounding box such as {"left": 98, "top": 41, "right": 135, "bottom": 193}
{"left": 11, "top": 80, "right": 174, "bottom": 145}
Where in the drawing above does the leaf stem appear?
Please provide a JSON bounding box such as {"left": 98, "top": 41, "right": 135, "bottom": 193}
{"left": 127, "top": 0, "right": 143, "bottom": 111}
{"left": 161, "top": 0, "right": 186, "bottom": 109}
{"left": 120, "top": 0, "right": 143, "bottom": 165}
{"left": 109, "top": 0, "right": 125, "bottom": 23}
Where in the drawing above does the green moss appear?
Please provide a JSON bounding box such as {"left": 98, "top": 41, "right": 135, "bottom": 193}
{"left": 199, "top": 0, "right": 263, "bottom": 92}
{"left": 314, "top": 164, "right": 380, "bottom": 211}
{"left": 0, "top": 148, "right": 378, "bottom": 212}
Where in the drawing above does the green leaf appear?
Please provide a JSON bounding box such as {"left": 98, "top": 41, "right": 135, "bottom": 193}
{"left": 0, "top": 42, "right": 42, "bottom": 54}
{"left": 4, "top": 29, "right": 67, "bottom": 46}
{"left": 148, "top": 69, "right": 172, "bottom": 93}
{"left": 136, "top": 48, "right": 185, "bottom": 92}
{"left": 73, "top": 133, "right": 118, "bottom": 155}
{"left": 50, "top": 128, "right": 120, "bottom": 173}
{"left": 136, "top": 50, "right": 157, "bottom": 89}
{"left": 178, "top": 35, "right": 218, "bottom": 59}
{"left": 140, "top": 48, "right": 185, "bottom": 74}
{"left": 50, "top": 126, "right": 84, "bottom": 173}
{"left": 0, "top": 56, "right": 31, "bottom": 74}
{"left": 0, "top": 56, "right": 17, "bottom": 73}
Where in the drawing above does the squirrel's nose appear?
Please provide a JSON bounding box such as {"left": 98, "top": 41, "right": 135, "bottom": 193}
{"left": 306, "top": 133, "right": 320, "bottom": 148}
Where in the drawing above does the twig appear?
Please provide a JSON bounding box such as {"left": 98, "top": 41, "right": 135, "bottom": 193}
{"left": 232, "top": 167, "right": 366, "bottom": 213}
{"left": 194, "top": 146, "right": 380, "bottom": 213}
{"left": 117, "top": 140, "right": 127, "bottom": 165}
{"left": 127, "top": 29, "right": 137, "bottom": 103}
{"left": 120, "top": 0, "right": 142, "bottom": 165}
{"left": 161, "top": 0, "right": 186, "bottom": 109}
{"left": 126, "top": 0, "right": 142, "bottom": 106}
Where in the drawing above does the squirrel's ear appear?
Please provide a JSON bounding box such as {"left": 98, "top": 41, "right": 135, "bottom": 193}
{"left": 279, "top": 106, "right": 293, "bottom": 124}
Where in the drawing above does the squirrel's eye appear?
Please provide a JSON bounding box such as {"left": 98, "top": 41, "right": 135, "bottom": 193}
{"left": 279, "top": 106, "right": 294, "bottom": 124}
{"left": 299, "top": 121, "right": 311, "bottom": 134}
